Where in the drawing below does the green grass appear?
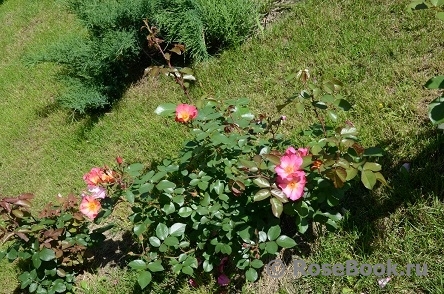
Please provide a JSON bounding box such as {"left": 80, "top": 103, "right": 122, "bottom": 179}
{"left": 1, "top": 0, "right": 444, "bottom": 293}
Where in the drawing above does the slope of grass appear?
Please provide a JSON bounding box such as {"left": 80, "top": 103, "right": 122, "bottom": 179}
{"left": 0, "top": 0, "right": 443, "bottom": 293}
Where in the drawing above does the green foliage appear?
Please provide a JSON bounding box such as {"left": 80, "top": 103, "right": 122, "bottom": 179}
{"left": 121, "top": 74, "right": 385, "bottom": 289}
{"left": 27, "top": 0, "right": 263, "bottom": 113}
{"left": 151, "top": 0, "right": 261, "bottom": 61}
{"left": 0, "top": 193, "right": 111, "bottom": 293}
{"left": 409, "top": 0, "right": 444, "bottom": 126}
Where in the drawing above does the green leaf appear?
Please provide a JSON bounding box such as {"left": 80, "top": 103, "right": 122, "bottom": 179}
{"left": 361, "top": 170, "right": 377, "bottom": 189}
{"left": 253, "top": 177, "right": 270, "bottom": 188}
{"left": 169, "top": 223, "right": 186, "bottom": 237}
{"left": 156, "top": 180, "right": 176, "bottom": 192}
{"left": 139, "top": 183, "right": 154, "bottom": 194}
{"left": 254, "top": 189, "right": 271, "bottom": 201}
{"left": 154, "top": 103, "right": 177, "bottom": 116}
{"left": 251, "top": 259, "right": 264, "bottom": 269}
{"left": 32, "top": 253, "right": 41, "bottom": 269}
{"left": 345, "top": 167, "right": 358, "bottom": 181}
{"left": 125, "top": 190, "right": 135, "bottom": 204}
{"left": 334, "top": 98, "right": 352, "bottom": 111}
{"left": 162, "top": 203, "right": 175, "bottom": 215}
{"left": 7, "top": 247, "right": 18, "bottom": 260}
{"left": 363, "top": 147, "right": 384, "bottom": 157}
{"left": 159, "top": 244, "right": 168, "bottom": 252}
{"left": 296, "top": 102, "right": 305, "bottom": 114}
{"left": 271, "top": 189, "right": 289, "bottom": 203}
{"left": 203, "top": 260, "right": 213, "bottom": 272}
{"left": 276, "top": 235, "right": 297, "bottom": 248}
{"left": 327, "top": 110, "right": 338, "bottom": 122}
{"left": 137, "top": 271, "right": 152, "bottom": 289}
{"left": 297, "top": 215, "right": 309, "bottom": 234}
{"left": 212, "top": 180, "right": 224, "bottom": 195}
{"left": 265, "top": 241, "right": 278, "bottom": 254}
{"left": 425, "top": 76, "right": 444, "bottom": 89}
{"left": 246, "top": 268, "right": 258, "bottom": 281}
{"left": 429, "top": 97, "right": 444, "bottom": 124}
{"left": 39, "top": 248, "right": 55, "bottom": 261}
{"left": 437, "top": 11, "right": 444, "bottom": 20}
{"left": 363, "top": 162, "right": 382, "bottom": 171}
{"left": 128, "top": 260, "right": 147, "bottom": 270}
{"left": 178, "top": 207, "right": 193, "bottom": 217}
{"left": 295, "top": 201, "right": 309, "bottom": 217}
{"left": 134, "top": 223, "right": 147, "bottom": 237}
{"left": 156, "top": 223, "right": 169, "bottom": 240}
{"left": 53, "top": 280, "right": 66, "bottom": 293}
{"left": 127, "top": 163, "right": 144, "bottom": 177}
{"left": 148, "top": 236, "right": 161, "bottom": 247}
{"left": 29, "top": 283, "right": 38, "bottom": 293}
{"left": 267, "top": 225, "right": 281, "bottom": 241}
{"left": 313, "top": 101, "right": 328, "bottom": 109}
{"left": 270, "top": 197, "right": 283, "bottom": 218}
{"left": 164, "top": 236, "right": 179, "bottom": 246}
{"left": 182, "top": 266, "right": 194, "bottom": 275}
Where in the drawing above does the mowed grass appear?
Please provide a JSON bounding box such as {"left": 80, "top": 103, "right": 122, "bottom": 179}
{"left": 1, "top": 0, "right": 444, "bottom": 293}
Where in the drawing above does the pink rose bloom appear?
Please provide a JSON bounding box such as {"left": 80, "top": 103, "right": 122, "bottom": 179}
{"left": 87, "top": 185, "right": 106, "bottom": 199}
{"left": 217, "top": 274, "right": 230, "bottom": 286}
{"left": 175, "top": 104, "right": 198, "bottom": 123}
{"left": 83, "top": 167, "right": 103, "bottom": 186}
{"left": 285, "top": 146, "right": 308, "bottom": 157}
{"left": 276, "top": 171, "right": 306, "bottom": 201}
{"left": 79, "top": 195, "right": 101, "bottom": 220}
{"left": 275, "top": 154, "right": 303, "bottom": 179}
{"left": 297, "top": 147, "right": 309, "bottom": 156}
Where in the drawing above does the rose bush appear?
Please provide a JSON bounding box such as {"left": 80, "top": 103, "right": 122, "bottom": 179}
{"left": 119, "top": 74, "right": 386, "bottom": 289}
{"left": 0, "top": 72, "right": 386, "bottom": 292}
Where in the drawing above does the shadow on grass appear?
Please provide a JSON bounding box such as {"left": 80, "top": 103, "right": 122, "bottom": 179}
{"left": 340, "top": 125, "right": 444, "bottom": 255}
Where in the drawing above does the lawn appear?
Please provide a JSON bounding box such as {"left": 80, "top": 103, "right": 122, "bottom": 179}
{"left": 0, "top": 0, "right": 443, "bottom": 293}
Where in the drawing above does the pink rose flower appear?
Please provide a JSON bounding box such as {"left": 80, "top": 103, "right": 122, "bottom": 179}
{"left": 217, "top": 274, "right": 230, "bottom": 286}
{"left": 284, "top": 146, "right": 309, "bottom": 157}
{"left": 175, "top": 104, "right": 198, "bottom": 123}
{"left": 87, "top": 185, "right": 106, "bottom": 199}
{"left": 297, "top": 147, "right": 309, "bottom": 157}
{"left": 79, "top": 195, "right": 101, "bottom": 220}
{"left": 275, "top": 154, "right": 303, "bottom": 179}
{"left": 276, "top": 171, "right": 306, "bottom": 201}
{"left": 83, "top": 167, "right": 103, "bottom": 186}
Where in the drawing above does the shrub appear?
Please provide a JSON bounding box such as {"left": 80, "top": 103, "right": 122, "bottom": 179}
{"left": 119, "top": 73, "right": 386, "bottom": 289}
{"left": 28, "top": 0, "right": 263, "bottom": 113}
{"left": 0, "top": 69, "right": 386, "bottom": 291}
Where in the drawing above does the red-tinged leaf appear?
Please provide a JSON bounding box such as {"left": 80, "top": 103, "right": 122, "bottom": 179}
{"left": 15, "top": 232, "right": 29, "bottom": 242}
{"left": 335, "top": 167, "right": 347, "bottom": 182}
{"left": 18, "top": 193, "right": 34, "bottom": 200}
{"left": 263, "top": 154, "right": 281, "bottom": 165}
{"left": 326, "top": 169, "right": 345, "bottom": 188}
{"left": 270, "top": 189, "right": 289, "bottom": 203}
{"left": 15, "top": 200, "right": 31, "bottom": 208}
